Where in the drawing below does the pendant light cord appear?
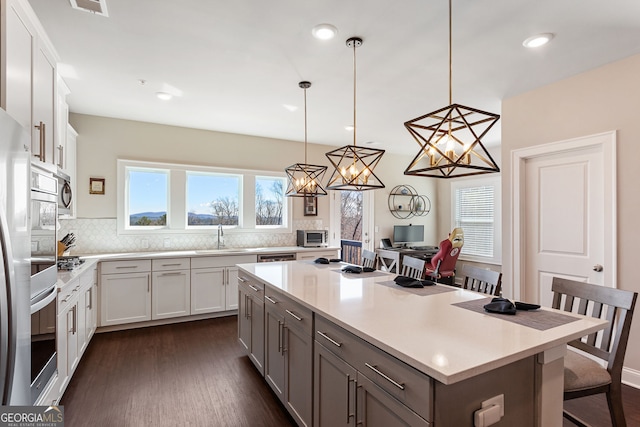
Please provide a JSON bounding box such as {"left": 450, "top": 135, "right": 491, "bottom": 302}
{"left": 303, "top": 86, "right": 308, "bottom": 164}
{"left": 448, "top": 0, "right": 452, "bottom": 105}
{"left": 353, "top": 40, "right": 357, "bottom": 148}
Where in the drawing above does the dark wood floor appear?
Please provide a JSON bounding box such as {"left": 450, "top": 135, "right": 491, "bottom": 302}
{"left": 62, "top": 316, "right": 640, "bottom": 427}
{"left": 61, "top": 316, "right": 296, "bottom": 427}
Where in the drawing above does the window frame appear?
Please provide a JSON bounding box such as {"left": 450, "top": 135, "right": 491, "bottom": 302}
{"left": 117, "top": 159, "right": 292, "bottom": 235}
{"left": 450, "top": 175, "right": 501, "bottom": 265}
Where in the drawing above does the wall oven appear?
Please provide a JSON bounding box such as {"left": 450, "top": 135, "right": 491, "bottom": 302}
{"left": 30, "top": 164, "right": 58, "bottom": 403}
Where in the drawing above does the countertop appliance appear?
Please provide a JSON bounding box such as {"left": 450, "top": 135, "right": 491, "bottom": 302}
{"left": 296, "top": 230, "right": 328, "bottom": 248}
{"left": 0, "top": 109, "right": 32, "bottom": 405}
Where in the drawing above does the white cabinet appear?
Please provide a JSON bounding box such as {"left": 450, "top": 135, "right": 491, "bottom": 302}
{"left": 151, "top": 258, "right": 190, "bottom": 320}
{"left": 79, "top": 265, "right": 97, "bottom": 353}
{"left": 1, "top": 0, "right": 59, "bottom": 165}
{"left": 190, "top": 255, "right": 255, "bottom": 315}
{"left": 100, "top": 260, "right": 152, "bottom": 326}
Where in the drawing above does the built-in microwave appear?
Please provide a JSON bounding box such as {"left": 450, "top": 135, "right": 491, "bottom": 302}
{"left": 55, "top": 169, "right": 72, "bottom": 216}
{"left": 296, "top": 230, "right": 328, "bottom": 247}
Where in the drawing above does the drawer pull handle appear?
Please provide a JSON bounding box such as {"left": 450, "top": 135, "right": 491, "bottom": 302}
{"left": 159, "top": 272, "right": 183, "bottom": 276}
{"left": 365, "top": 363, "right": 405, "bottom": 390}
{"left": 264, "top": 295, "right": 277, "bottom": 304}
{"left": 62, "top": 295, "right": 71, "bottom": 303}
{"left": 285, "top": 310, "right": 302, "bottom": 321}
{"left": 238, "top": 277, "right": 247, "bottom": 283}
{"left": 248, "top": 285, "right": 260, "bottom": 292}
{"left": 161, "top": 263, "right": 182, "bottom": 267}
{"left": 116, "top": 266, "right": 138, "bottom": 269}
{"left": 317, "top": 331, "right": 342, "bottom": 347}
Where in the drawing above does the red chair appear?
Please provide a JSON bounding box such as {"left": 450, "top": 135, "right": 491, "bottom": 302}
{"left": 424, "top": 228, "right": 463, "bottom": 285}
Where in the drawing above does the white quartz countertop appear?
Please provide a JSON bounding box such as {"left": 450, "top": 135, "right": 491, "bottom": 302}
{"left": 237, "top": 260, "right": 608, "bottom": 385}
{"left": 77, "top": 246, "right": 339, "bottom": 261}
{"left": 56, "top": 258, "right": 99, "bottom": 288}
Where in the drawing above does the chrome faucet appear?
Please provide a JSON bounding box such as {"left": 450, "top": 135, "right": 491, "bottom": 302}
{"left": 217, "top": 224, "right": 224, "bottom": 249}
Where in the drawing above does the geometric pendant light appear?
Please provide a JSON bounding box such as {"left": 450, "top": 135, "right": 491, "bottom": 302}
{"left": 285, "top": 81, "right": 328, "bottom": 197}
{"left": 326, "top": 37, "right": 385, "bottom": 191}
{"left": 404, "top": 0, "right": 500, "bottom": 179}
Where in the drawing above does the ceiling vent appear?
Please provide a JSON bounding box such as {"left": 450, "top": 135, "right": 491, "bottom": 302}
{"left": 69, "top": 0, "right": 109, "bottom": 17}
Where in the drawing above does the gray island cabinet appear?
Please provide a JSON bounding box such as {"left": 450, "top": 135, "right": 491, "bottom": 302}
{"left": 237, "top": 260, "right": 607, "bottom": 427}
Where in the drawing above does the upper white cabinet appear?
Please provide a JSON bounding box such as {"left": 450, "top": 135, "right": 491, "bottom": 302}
{"left": 1, "top": 0, "right": 60, "bottom": 165}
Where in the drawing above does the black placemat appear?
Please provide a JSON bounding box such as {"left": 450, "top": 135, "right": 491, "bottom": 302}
{"left": 375, "top": 280, "right": 458, "bottom": 296}
{"left": 452, "top": 298, "right": 580, "bottom": 331}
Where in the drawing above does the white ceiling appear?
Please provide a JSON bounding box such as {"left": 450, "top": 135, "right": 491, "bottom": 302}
{"left": 29, "top": 0, "right": 640, "bottom": 154}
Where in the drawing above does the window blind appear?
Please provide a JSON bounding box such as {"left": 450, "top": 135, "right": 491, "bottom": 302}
{"left": 454, "top": 185, "right": 494, "bottom": 257}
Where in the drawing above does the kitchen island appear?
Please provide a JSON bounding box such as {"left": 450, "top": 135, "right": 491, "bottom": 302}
{"left": 237, "top": 260, "right": 607, "bottom": 427}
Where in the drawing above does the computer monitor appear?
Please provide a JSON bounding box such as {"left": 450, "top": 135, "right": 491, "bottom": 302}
{"left": 393, "top": 225, "right": 424, "bottom": 247}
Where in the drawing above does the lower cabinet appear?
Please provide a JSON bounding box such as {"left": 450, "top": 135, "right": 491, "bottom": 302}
{"left": 296, "top": 249, "right": 339, "bottom": 261}
{"left": 264, "top": 288, "right": 313, "bottom": 427}
{"left": 152, "top": 258, "right": 191, "bottom": 320}
{"left": 313, "top": 315, "right": 432, "bottom": 427}
{"left": 100, "top": 260, "right": 152, "bottom": 326}
{"left": 238, "top": 274, "right": 265, "bottom": 375}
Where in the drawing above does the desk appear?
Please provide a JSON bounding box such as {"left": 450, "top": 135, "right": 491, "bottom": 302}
{"left": 376, "top": 247, "right": 439, "bottom": 273}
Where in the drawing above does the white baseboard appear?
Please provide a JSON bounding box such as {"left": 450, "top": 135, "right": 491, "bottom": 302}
{"left": 622, "top": 366, "right": 640, "bottom": 389}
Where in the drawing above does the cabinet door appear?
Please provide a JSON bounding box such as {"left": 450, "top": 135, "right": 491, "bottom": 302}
{"left": 356, "top": 373, "right": 429, "bottom": 427}
{"left": 264, "top": 303, "right": 285, "bottom": 401}
{"left": 314, "top": 343, "right": 357, "bottom": 427}
{"left": 285, "top": 323, "right": 313, "bottom": 427}
{"left": 238, "top": 287, "right": 251, "bottom": 351}
{"left": 152, "top": 270, "right": 190, "bottom": 320}
{"left": 100, "top": 272, "right": 151, "bottom": 326}
{"left": 226, "top": 267, "right": 239, "bottom": 310}
{"left": 32, "top": 43, "right": 56, "bottom": 164}
{"left": 76, "top": 289, "right": 87, "bottom": 357}
{"left": 248, "top": 294, "right": 265, "bottom": 375}
{"left": 4, "top": 0, "right": 35, "bottom": 130}
{"left": 190, "top": 267, "right": 225, "bottom": 314}
{"left": 82, "top": 284, "right": 95, "bottom": 348}
{"left": 65, "top": 303, "right": 79, "bottom": 376}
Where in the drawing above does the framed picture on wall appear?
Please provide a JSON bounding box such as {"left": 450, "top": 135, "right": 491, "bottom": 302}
{"left": 304, "top": 195, "right": 317, "bottom": 216}
{"left": 89, "top": 177, "right": 106, "bottom": 195}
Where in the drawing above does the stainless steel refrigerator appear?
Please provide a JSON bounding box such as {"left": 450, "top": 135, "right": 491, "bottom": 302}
{"left": 0, "top": 108, "right": 31, "bottom": 405}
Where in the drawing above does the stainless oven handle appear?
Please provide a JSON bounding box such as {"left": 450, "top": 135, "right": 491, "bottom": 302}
{"left": 30, "top": 285, "right": 57, "bottom": 314}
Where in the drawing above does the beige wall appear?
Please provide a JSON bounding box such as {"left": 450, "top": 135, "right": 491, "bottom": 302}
{"left": 501, "top": 54, "right": 640, "bottom": 383}
{"left": 69, "top": 113, "right": 438, "bottom": 244}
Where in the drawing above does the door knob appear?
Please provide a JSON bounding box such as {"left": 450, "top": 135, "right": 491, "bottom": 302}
{"left": 593, "top": 264, "right": 604, "bottom": 272}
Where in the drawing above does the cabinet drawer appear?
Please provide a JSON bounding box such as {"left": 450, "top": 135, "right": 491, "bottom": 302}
{"left": 315, "top": 315, "right": 433, "bottom": 421}
{"left": 238, "top": 276, "right": 264, "bottom": 302}
{"left": 264, "top": 288, "right": 312, "bottom": 335}
{"left": 101, "top": 259, "right": 151, "bottom": 274}
{"left": 152, "top": 258, "right": 190, "bottom": 271}
{"left": 191, "top": 254, "right": 257, "bottom": 269}
{"left": 58, "top": 280, "right": 80, "bottom": 313}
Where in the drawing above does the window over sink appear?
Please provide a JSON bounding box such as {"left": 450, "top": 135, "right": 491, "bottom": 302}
{"left": 117, "top": 159, "right": 291, "bottom": 235}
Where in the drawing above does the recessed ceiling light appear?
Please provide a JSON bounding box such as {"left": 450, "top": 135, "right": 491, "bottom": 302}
{"left": 345, "top": 125, "right": 354, "bottom": 131}
{"left": 523, "top": 33, "right": 554, "bottom": 48}
{"left": 312, "top": 24, "right": 338, "bottom": 40}
{"left": 156, "top": 91, "right": 172, "bottom": 100}
{"left": 282, "top": 104, "right": 298, "bottom": 112}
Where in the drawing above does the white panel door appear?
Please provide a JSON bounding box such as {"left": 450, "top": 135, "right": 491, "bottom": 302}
{"left": 521, "top": 135, "right": 614, "bottom": 307}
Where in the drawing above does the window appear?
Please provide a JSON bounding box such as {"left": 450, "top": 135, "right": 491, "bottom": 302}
{"left": 117, "top": 159, "right": 291, "bottom": 235}
{"left": 127, "top": 168, "right": 168, "bottom": 228}
{"left": 451, "top": 176, "right": 501, "bottom": 263}
{"left": 255, "top": 176, "right": 286, "bottom": 226}
{"left": 187, "top": 172, "right": 240, "bottom": 226}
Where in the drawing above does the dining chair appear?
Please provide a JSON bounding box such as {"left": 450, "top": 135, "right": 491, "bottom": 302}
{"left": 400, "top": 255, "right": 426, "bottom": 280}
{"left": 461, "top": 265, "right": 502, "bottom": 296}
{"left": 361, "top": 249, "right": 376, "bottom": 269}
{"left": 551, "top": 277, "right": 637, "bottom": 427}
{"left": 376, "top": 249, "right": 399, "bottom": 273}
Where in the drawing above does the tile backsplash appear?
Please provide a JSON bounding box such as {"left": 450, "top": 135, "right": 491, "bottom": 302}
{"left": 59, "top": 218, "right": 325, "bottom": 255}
